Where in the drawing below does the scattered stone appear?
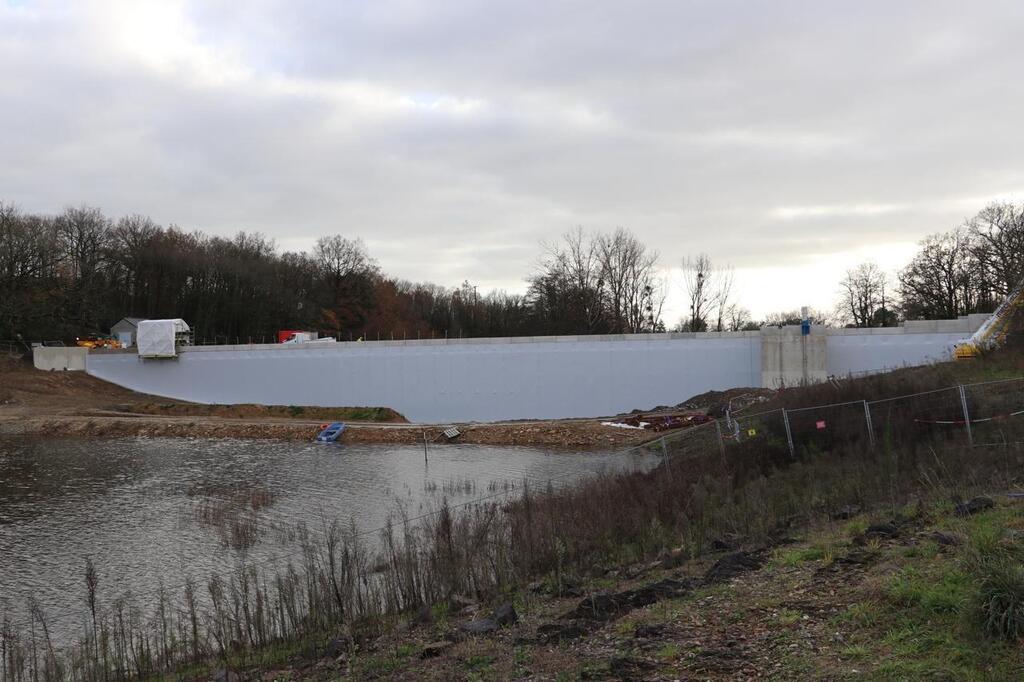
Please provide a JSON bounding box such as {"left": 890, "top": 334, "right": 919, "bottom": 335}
{"left": 420, "top": 641, "right": 453, "bottom": 659}
{"left": 562, "top": 578, "right": 693, "bottom": 620}
{"left": 866, "top": 521, "right": 899, "bottom": 537}
{"left": 930, "top": 530, "right": 961, "bottom": 546}
{"left": 658, "top": 547, "right": 687, "bottom": 568}
{"left": 634, "top": 623, "right": 666, "bottom": 639}
{"left": 491, "top": 603, "right": 518, "bottom": 626}
{"left": 710, "top": 533, "right": 744, "bottom": 551}
{"left": 853, "top": 521, "right": 899, "bottom": 545}
{"left": 212, "top": 670, "right": 240, "bottom": 682}
{"left": 564, "top": 593, "right": 621, "bottom": 620}
{"left": 608, "top": 656, "right": 655, "bottom": 680}
{"left": 324, "top": 637, "right": 348, "bottom": 659}
{"left": 955, "top": 496, "right": 995, "bottom": 517}
{"left": 459, "top": 617, "right": 498, "bottom": 635}
{"left": 536, "top": 620, "right": 590, "bottom": 642}
{"left": 704, "top": 551, "right": 766, "bottom": 584}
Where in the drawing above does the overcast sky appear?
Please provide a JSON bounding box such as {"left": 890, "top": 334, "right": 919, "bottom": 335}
{"left": 2, "top": 1, "right": 1023, "bottom": 322}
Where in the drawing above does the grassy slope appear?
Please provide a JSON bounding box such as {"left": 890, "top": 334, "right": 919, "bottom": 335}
{"left": 209, "top": 346, "right": 1024, "bottom": 681}
{"left": 243, "top": 499, "right": 1024, "bottom": 681}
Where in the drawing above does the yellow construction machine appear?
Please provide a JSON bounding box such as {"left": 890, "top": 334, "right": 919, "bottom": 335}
{"left": 75, "top": 335, "right": 122, "bottom": 350}
{"left": 953, "top": 274, "right": 1024, "bottom": 360}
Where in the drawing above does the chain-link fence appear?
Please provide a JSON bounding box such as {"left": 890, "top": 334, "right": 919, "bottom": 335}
{"left": 646, "top": 375, "right": 1024, "bottom": 466}
{"left": 963, "top": 378, "right": 1024, "bottom": 447}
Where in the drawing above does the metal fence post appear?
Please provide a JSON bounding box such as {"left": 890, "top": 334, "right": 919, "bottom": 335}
{"left": 782, "top": 408, "right": 795, "bottom": 456}
{"left": 714, "top": 419, "right": 726, "bottom": 459}
{"left": 958, "top": 384, "right": 974, "bottom": 446}
{"left": 863, "top": 400, "right": 875, "bottom": 449}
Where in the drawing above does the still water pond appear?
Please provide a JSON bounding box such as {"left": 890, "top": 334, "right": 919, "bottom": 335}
{"left": 0, "top": 436, "right": 657, "bottom": 641}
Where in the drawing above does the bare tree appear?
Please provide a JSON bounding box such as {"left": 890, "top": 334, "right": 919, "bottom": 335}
{"left": 313, "top": 235, "right": 375, "bottom": 281}
{"left": 837, "top": 262, "right": 892, "bottom": 327}
{"left": 724, "top": 303, "right": 753, "bottom": 331}
{"left": 899, "top": 229, "right": 982, "bottom": 320}
{"left": 680, "top": 254, "right": 711, "bottom": 331}
{"left": 713, "top": 265, "right": 735, "bottom": 332}
{"left": 968, "top": 202, "right": 1024, "bottom": 302}
{"left": 763, "top": 308, "right": 830, "bottom": 327}
{"left": 56, "top": 205, "right": 109, "bottom": 280}
{"left": 529, "top": 227, "right": 662, "bottom": 334}
{"left": 596, "top": 228, "right": 662, "bottom": 333}
{"left": 556, "top": 226, "right": 606, "bottom": 331}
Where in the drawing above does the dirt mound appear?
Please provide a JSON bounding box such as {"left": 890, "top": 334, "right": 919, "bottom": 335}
{"left": 675, "top": 387, "right": 775, "bottom": 415}
{"left": 0, "top": 355, "right": 151, "bottom": 409}
{"left": 125, "top": 402, "right": 407, "bottom": 423}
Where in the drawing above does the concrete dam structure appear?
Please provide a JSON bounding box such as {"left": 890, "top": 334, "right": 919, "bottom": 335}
{"left": 80, "top": 315, "right": 988, "bottom": 423}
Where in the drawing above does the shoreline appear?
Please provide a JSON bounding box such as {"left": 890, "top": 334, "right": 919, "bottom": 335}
{"left": 0, "top": 411, "right": 654, "bottom": 450}
{"left": 0, "top": 357, "right": 655, "bottom": 450}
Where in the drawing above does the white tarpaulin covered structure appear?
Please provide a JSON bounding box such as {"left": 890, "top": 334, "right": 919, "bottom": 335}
{"left": 137, "top": 319, "right": 190, "bottom": 358}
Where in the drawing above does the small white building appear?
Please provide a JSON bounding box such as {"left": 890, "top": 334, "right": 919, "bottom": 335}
{"left": 110, "top": 317, "right": 147, "bottom": 347}
{"left": 137, "top": 319, "right": 191, "bottom": 358}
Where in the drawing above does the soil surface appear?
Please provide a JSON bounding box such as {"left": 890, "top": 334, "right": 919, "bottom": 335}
{"left": 210, "top": 499, "right": 1024, "bottom": 680}
{"left": 0, "top": 356, "right": 652, "bottom": 449}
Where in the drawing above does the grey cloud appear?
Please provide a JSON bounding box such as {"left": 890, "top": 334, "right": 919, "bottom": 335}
{"left": 2, "top": 0, "right": 1023, "bottom": 317}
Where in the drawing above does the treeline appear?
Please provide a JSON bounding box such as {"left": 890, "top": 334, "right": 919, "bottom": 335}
{"left": 832, "top": 203, "right": 1024, "bottom": 328}
{"left": 0, "top": 203, "right": 665, "bottom": 343}
{"left": 2, "top": 200, "right": 1021, "bottom": 343}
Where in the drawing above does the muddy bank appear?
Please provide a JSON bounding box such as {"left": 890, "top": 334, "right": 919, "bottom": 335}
{"left": 0, "top": 357, "right": 652, "bottom": 449}
{"left": 0, "top": 414, "right": 652, "bottom": 450}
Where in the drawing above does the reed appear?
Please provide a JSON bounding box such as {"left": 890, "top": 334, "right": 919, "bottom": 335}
{"left": 4, "top": 433, "right": 1022, "bottom": 680}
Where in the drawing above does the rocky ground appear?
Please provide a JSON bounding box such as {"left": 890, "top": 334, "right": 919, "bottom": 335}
{"left": 212, "top": 496, "right": 1024, "bottom": 681}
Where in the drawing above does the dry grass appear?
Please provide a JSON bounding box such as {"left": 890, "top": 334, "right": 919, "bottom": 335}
{"left": 190, "top": 485, "right": 278, "bottom": 550}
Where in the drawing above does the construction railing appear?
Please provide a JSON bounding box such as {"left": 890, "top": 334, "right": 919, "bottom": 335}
{"left": 633, "top": 376, "right": 1024, "bottom": 463}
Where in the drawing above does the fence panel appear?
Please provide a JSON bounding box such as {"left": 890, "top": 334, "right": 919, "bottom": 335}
{"left": 963, "top": 378, "right": 1024, "bottom": 446}
{"left": 867, "top": 386, "right": 968, "bottom": 450}
{"left": 784, "top": 401, "right": 873, "bottom": 454}
{"left": 661, "top": 420, "right": 722, "bottom": 462}
{"left": 721, "top": 408, "right": 791, "bottom": 458}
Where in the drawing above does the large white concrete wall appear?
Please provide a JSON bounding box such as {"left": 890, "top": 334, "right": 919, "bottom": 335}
{"left": 826, "top": 324, "right": 976, "bottom": 377}
{"left": 84, "top": 318, "right": 984, "bottom": 423}
{"left": 86, "top": 333, "right": 762, "bottom": 423}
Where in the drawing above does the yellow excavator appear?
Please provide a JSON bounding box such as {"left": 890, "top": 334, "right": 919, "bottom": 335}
{"left": 953, "top": 273, "right": 1024, "bottom": 360}
{"left": 75, "top": 334, "right": 122, "bottom": 350}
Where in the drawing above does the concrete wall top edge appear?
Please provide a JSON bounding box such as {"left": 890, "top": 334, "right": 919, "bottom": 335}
{"left": 140, "top": 330, "right": 765, "bottom": 354}
{"left": 87, "top": 315, "right": 982, "bottom": 358}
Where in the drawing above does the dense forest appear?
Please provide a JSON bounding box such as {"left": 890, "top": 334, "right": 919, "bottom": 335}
{"left": 0, "top": 201, "right": 1021, "bottom": 344}
{"left": 0, "top": 203, "right": 665, "bottom": 343}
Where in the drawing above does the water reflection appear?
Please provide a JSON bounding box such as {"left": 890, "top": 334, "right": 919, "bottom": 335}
{"left": 0, "top": 436, "right": 658, "bottom": 641}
